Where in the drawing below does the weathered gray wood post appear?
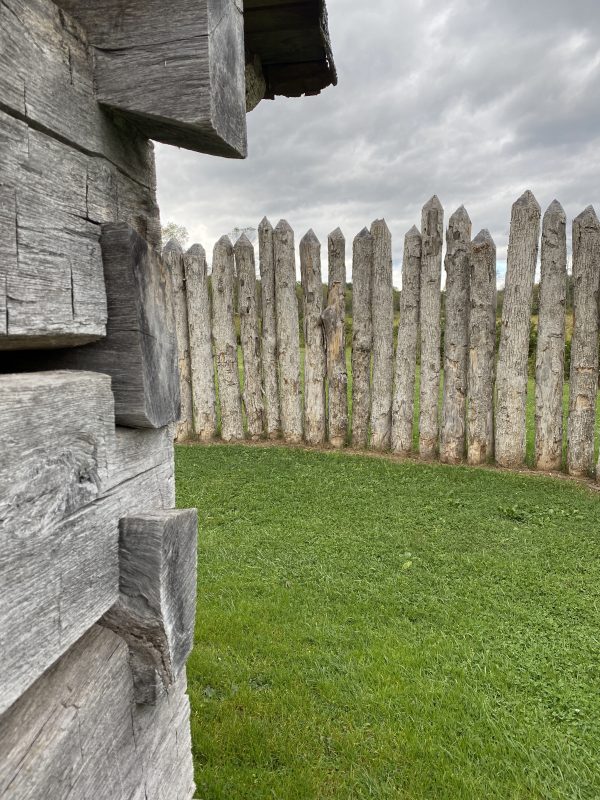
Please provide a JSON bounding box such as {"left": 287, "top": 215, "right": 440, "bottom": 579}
{"left": 419, "top": 196, "right": 444, "bottom": 459}
{"left": 164, "top": 239, "right": 193, "bottom": 441}
{"left": 370, "top": 219, "right": 394, "bottom": 450}
{"left": 467, "top": 230, "right": 497, "bottom": 465}
{"left": 535, "top": 201, "right": 567, "bottom": 471}
{"left": 440, "top": 206, "right": 472, "bottom": 464}
{"left": 300, "top": 230, "right": 326, "bottom": 445}
{"left": 184, "top": 243, "right": 217, "bottom": 440}
{"left": 274, "top": 220, "right": 303, "bottom": 443}
{"left": 391, "top": 226, "right": 421, "bottom": 455}
{"left": 235, "top": 234, "right": 265, "bottom": 440}
{"left": 567, "top": 206, "right": 600, "bottom": 476}
{"left": 258, "top": 217, "right": 281, "bottom": 439}
{"left": 324, "top": 227, "right": 348, "bottom": 448}
{"left": 351, "top": 228, "right": 374, "bottom": 448}
{"left": 212, "top": 235, "right": 244, "bottom": 441}
{"left": 495, "top": 190, "right": 541, "bottom": 467}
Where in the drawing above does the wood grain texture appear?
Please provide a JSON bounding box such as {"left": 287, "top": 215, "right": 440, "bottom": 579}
{"left": 324, "top": 227, "right": 348, "bottom": 448}
{"left": 0, "top": 626, "right": 195, "bottom": 799}
{"left": 369, "top": 219, "right": 393, "bottom": 451}
{"left": 258, "top": 217, "right": 281, "bottom": 438}
{"left": 392, "top": 226, "right": 421, "bottom": 455}
{"left": 351, "top": 228, "right": 373, "bottom": 448}
{"left": 164, "top": 240, "right": 193, "bottom": 440}
{"left": 300, "top": 229, "right": 326, "bottom": 445}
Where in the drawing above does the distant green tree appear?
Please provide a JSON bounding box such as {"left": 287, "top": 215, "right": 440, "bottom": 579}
{"left": 161, "top": 221, "right": 189, "bottom": 249}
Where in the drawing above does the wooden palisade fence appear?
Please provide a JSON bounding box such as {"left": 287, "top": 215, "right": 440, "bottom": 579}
{"left": 167, "top": 192, "right": 600, "bottom": 481}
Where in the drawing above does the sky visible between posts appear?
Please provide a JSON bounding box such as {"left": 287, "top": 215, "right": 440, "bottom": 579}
{"left": 156, "top": 0, "right": 600, "bottom": 290}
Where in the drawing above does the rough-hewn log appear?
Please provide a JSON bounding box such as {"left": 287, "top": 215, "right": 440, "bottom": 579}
{"left": 419, "top": 195, "right": 444, "bottom": 459}
{"left": 535, "top": 201, "right": 567, "bottom": 471}
{"left": 300, "top": 230, "right": 326, "bottom": 445}
{"left": 467, "top": 230, "right": 497, "bottom": 466}
{"left": 235, "top": 233, "right": 265, "bottom": 439}
{"left": 351, "top": 228, "right": 374, "bottom": 448}
{"left": 258, "top": 217, "right": 281, "bottom": 438}
{"left": 164, "top": 239, "right": 193, "bottom": 440}
{"left": 495, "top": 190, "right": 541, "bottom": 467}
{"left": 102, "top": 509, "right": 198, "bottom": 692}
{"left": 108, "top": 426, "right": 174, "bottom": 491}
{"left": 369, "top": 219, "right": 393, "bottom": 451}
{"left": 323, "top": 227, "right": 348, "bottom": 448}
{"left": 212, "top": 235, "right": 244, "bottom": 441}
{"left": 274, "top": 220, "right": 303, "bottom": 443}
{"left": 392, "top": 226, "right": 421, "bottom": 455}
{"left": 0, "top": 626, "right": 195, "bottom": 800}
{"left": 440, "top": 206, "right": 472, "bottom": 464}
{"left": 54, "top": 0, "right": 247, "bottom": 158}
{"left": 184, "top": 244, "right": 217, "bottom": 440}
{"left": 568, "top": 206, "right": 600, "bottom": 476}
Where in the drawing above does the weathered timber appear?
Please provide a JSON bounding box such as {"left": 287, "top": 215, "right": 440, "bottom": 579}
{"left": 369, "top": 219, "right": 394, "bottom": 451}
{"left": 0, "top": 626, "right": 195, "bottom": 800}
{"left": 300, "top": 230, "right": 326, "bottom": 445}
{"left": 185, "top": 244, "right": 217, "bottom": 440}
{"left": 567, "top": 206, "right": 600, "bottom": 476}
{"left": 535, "top": 201, "right": 567, "bottom": 471}
{"left": 495, "top": 190, "right": 541, "bottom": 467}
{"left": 164, "top": 239, "right": 193, "bottom": 440}
{"left": 391, "top": 226, "right": 421, "bottom": 455}
{"left": 212, "top": 235, "right": 244, "bottom": 441}
{"left": 108, "top": 426, "right": 175, "bottom": 492}
{"left": 467, "top": 231, "right": 497, "bottom": 466}
{"left": 440, "top": 206, "right": 472, "bottom": 464}
{"left": 351, "top": 228, "right": 374, "bottom": 447}
{"left": 102, "top": 509, "right": 198, "bottom": 692}
{"left": 274, "top": 220, "right": 303, "bottom": 442}
{"left": 419, "top": 195, "right": 444, "bottom": 458}
{"left": 258, "top": 217, "right": 281, "bottom": 438}
{"left": 235, "top": 234, "right": 265, "bottom": 439}
{"left": 53, "top": 0, "right": 247, "bottom": 158}
{"left": 324, "top": 227, "right": 348, "bottom": 448}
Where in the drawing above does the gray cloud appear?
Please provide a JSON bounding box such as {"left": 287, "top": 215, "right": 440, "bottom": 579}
{"left": 156, "top": 0, "right": 600, "bottom": 286}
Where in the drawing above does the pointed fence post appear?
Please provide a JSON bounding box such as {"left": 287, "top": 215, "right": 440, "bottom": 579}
{"left": 212, "top": 235, "right": 244, "bottom": 441}
{"left": 568, "top": 206, "right": 600, "bottom": 476}
{"left": 392, "top": 227, "right": 421, "bottom": 455}
{"left": 535, "top": 201, "right": 567, "bottom": 471}
{"left": 324, "top": 227, "right": 348, "bottom": 448}
{"left": 235, "top": 234, "right": 264, "bottom": 440}
{"left": 300, "top": 230, "right": 326, "bottom": 445}
{"left": 184, "top": 243, "right": 216, "bottom": 440}
{"left": 351, "top": 228, "right": 374, "bottom": 448}
{"left": 440, "top": 206, "right": 471, "bottom": 464}
{"left": 274, "top": 220, "right": 303, "bottom": 443}
{"left": 467, "top": 230, "right": 497, "bottom": 466}
{"left": 258, "top": 217, "right": 281, "bottom": 439}
{"left": 495, "top": 190, "right": 541, "bottom": 467}
{"left": 419, "top": 196, "right": 444, "bottom": 459}
{"left": 164, "top": 239, "right": 193, "bottom": 441}
{"left": 369, "top": 219, "right": 393, "bottom": 450}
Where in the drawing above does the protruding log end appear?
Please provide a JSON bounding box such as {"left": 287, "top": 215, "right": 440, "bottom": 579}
{"left": 234, "top": 232, "right": 254, "bottom": 251}
{"left": 328, "top": 226, "right": 345, "bottom": 243}
{"left": 472, "top": 229, "right": 495, "bottom": 247}
{"left": 544, "top": 199, "right": 566, "bottom": 221}
{"left": 301, "top": 228, "right": 321, "bottom": 247}
{"left": 275, "top": 219, "right": 294, "bottom": 234}
{"left": 449, "top": 204, "right": 471, "bottom": 226}
{"left": 406, "top": 225, "right": 421, "bottom": 239}
{"left": 513, "top": 189, "right": 541, "bottom": 214}
{"left": 422, "top": 194, "right": 443, "bottom": 213}
{"left": 370, "top": 218, "right": 391, "bottom": 238}
{"left": 355, "top": 227, "right": 373, "bottom": 241}
{"left": 215, "top": 234, "right": 234, "bottom": 255}
{"left": 259, "top": 216, "right": 273, "bottom": 233}
{"left": 186, "top": 243, "right": 206, "bottom": 259}
{"left": 574, "top": 205, "right": 600, "bottom": 228}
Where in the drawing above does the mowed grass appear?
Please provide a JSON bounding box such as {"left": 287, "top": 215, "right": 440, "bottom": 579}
{"left": 177, "top": 445, "right": 600, "bottom": 800}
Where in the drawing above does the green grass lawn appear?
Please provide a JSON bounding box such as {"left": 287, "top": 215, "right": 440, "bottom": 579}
{"left": 177, "top": 445, "right": 600, "bottom": 800}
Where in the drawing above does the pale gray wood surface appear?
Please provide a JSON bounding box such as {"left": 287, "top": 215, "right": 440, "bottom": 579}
{"left": 324, "top": 228, "right": 348, "bottom": 448}
{"left": 258, "top": 217, "right": 281, "bottom": 438}
{"left": 351, "top": 228, "right": 373, "bottom": 447}
{"left": 300, "top": 230, "right": 326, "bottom": 445}
{"left": 370, "top": 219, "right": 394, "bottom": 450}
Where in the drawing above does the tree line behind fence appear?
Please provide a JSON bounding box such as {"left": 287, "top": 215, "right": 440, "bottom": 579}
{"left": 163, "top": 191, "right": 600, "bottom": 479}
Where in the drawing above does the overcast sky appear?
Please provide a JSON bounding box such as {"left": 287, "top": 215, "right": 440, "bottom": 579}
{"left": 156, "top": 0, "right": 600, "bottom": 287}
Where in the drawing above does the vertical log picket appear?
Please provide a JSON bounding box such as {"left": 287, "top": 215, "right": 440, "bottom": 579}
{"left": 391, "top": 226, "right": 421, "bottom": 455}
{"left": 164, "top": 239, "right": 193, "bottom": 441}
{"left": 258, "top": 217, "right": 281, "bottom": 439}
{"left": 568, "top": 206, "right": 600, "bottom": 476}
{"left": 235, "top": 234, "right": 264, "bottom": 440}
{"left": 324, "top": 228, "right": 348, "bottom": 448}
{"left": 440, "top": 206, "right": 471, "bottom": 464}
{"left": 212, "top": 235, "right": 243, "bottom": 442}
{"left": 419, "top": 196, "right": 444, "bottom": 459}
{"left": 300, "top": 230, "right": 326, "bottom": 445}
{"left": 351, "top": 228, "right": 374, "bottom": 448}
{"left": 534, "top": 201, "right": 567, "bottom": 471}
{"left": 495, "top": 190, "right": 541, "bottom": 467}
{"left": 369, "top": 219, "right": 393, "bottom": 450}
{"left": 274, "top": 220, "right": 303, "bottom": 443}
{"left": 184, "top": 243, "right": 216, "bottom": 440}
{"left": 467, "top": 230, "right": 497, "bottom": 465}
